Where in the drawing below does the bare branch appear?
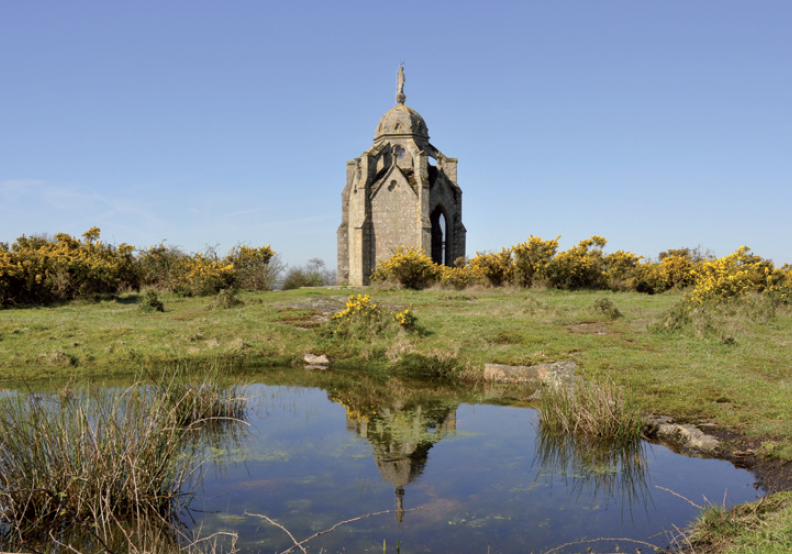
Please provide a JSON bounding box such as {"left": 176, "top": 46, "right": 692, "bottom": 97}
{"left": 244, "top": 508, "right": 423, "bottom": 554}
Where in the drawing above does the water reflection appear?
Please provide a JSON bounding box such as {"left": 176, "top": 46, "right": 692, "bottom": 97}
{"left": 3, "top": 371, "right": 761, "bottom": 553}
{"left": 534, "top": 426, "right": 653, "bottom": 516}
{"left": 338, "top": 390, "right": 458, "bottom": 521}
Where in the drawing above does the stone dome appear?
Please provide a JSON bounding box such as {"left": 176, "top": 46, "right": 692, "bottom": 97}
{"left": 375, "top": 104, "right": 429, "bottom": 140}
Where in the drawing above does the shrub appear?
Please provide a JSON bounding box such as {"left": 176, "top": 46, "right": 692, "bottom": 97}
{"left": 136, "top": 242, "right": 186, "bottom": 290}
{"left": 591, "top": 298, "right": 622, "bottom": 320}
{"left": 371, "top": 247, "right": 439, "bottom": 289}
{"left": 688, "top": 247, "right": 775, "bottom": 305}
{"left": 225, "top": 244, "right": 277, "bottom": 290}
{"left": 546, "top": 236, "right": 608, "bottom": 290}
{"left": 437, "top": 264, "right": 483, "bottom": 290}
{"left": 329, "top": 294, "right": 418, "bottom": 338}
{"left": 765, "top": 264, "right": 792, "bottom": 304}
{"left": 0, "top": 228, "right": 139, "bottom": 306}
{"left": 329, "top": 294, "right": 392, "bottom": 338}
{"left": 393, "top": 308, "right": 418, "bottom": 331}
{"left": 469, "top": 248, "right": 514, "bottom": 287}
{"left": 512, "top": 236, "right": 559, "bottom": 287}
{"left": 139, "top": 289, "right": 165, "bottom": 312}
{"left": 281, "top": 258, "right": 334, "bottom": 290}
{"left": 169, "top": 253, "right": 236, "bottom": 297}
{"left": 210, "top": 288, "right": 243, "bottom": 310}
{"left": 603, "top": 250, "right": 642, "bottom": 289}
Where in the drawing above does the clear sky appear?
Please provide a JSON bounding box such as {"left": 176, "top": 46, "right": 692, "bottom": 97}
{"left": 2, "top": 1, "right": 790, "bottom": 268}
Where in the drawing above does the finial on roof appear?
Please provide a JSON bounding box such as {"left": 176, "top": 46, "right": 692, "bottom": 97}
{"left": 396, "top": 64, "right": 406, "bottom": 105}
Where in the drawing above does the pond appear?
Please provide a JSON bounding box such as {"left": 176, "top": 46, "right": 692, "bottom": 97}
{"left": 181, "top": 368, "right": 759, "bottom": 554}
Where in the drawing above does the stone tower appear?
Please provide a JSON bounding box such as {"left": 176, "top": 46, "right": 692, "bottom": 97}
{"left": 337, "top": 68, "right": 466, "bottom": 286}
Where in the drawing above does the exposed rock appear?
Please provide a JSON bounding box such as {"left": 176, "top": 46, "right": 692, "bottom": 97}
{"left": 644, "top": 415, "right": 721, "bottom": 456}
{"left": 303, "top": 353, "right": 330, "bottom": 369}
{"left": 483, "top": 361, "right": 576, "bottom": 387}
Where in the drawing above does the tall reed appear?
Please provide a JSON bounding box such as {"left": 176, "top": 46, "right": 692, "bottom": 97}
{"left": 154, "top": 364, "right": 247, "bottom": 427}
{"left": 0, "top": 371, "right": 248, "bottom": 545}
{"left": 538, "top": 378, "right": 644, "bottom": 442}
{"left": 0, "top": 386, "right": 196, "bottom": 533}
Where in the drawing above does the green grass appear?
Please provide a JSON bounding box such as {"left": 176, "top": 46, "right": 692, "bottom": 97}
{"left": 685, "top": 491, "right": 792, "bottom": 553}
{"left": 1, "top": 286, "right": 790, "bottom": 553}
{"left": 1, "top": 285, "right": 791, "bottom": 461}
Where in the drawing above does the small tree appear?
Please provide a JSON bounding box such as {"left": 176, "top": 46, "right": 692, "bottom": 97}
{"left": 281, "top": 258, "right": 335, "bottom": 290}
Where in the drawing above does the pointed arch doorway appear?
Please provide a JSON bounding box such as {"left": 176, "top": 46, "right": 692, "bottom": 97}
{"left": 431, "top": 206, "right": 451, "bottom": 266}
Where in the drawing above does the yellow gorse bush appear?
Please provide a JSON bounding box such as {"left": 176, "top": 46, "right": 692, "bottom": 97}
{"left": 370, "top": 247, "right": 439, "bottom": 289}
{"left": 469, "top": 248, "right": 513, "bottom": 287}
{"left": 225, "top": 245, "right": 275, "bottom": 290}
{"left": 437, "top": 264, "right": 484, "bottom": 290}
{"left": 545, "top": 236, "right": 608, "bottom": 290}
{"left": 137, "top": 243, "right": 276, "bottom": 296}
{"left": 688, "top": 247, "right": 777, "bottom": 305}
{"left": 330, "top": 294, "right": 418, "bottom": 336}
{"left": 512, "top": 236, "right": 559, "bottom": 287}
{"left": 169, "top": 253, "right": 236, "bottom": 297}
{"left": 0, "top": 228, "right": 138, "bottom": 306}
{"left": 393, "top": 308, "right": 417, "bottom": 330}
{"left": 603, "top": 250, "right": 643, "bottom": 284}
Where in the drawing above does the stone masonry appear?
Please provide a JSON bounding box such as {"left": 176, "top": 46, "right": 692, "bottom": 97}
{"left": 337, "top": 68, "right": 466, "bottom": 286}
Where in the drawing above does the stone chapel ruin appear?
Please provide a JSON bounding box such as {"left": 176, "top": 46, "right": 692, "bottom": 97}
{"left": 337, "top": 68, "right": 466, "bottom": 286}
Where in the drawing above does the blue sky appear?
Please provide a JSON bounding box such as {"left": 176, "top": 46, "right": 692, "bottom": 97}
{"left": 2, "top": 1, "right": 790, "bottom": 268}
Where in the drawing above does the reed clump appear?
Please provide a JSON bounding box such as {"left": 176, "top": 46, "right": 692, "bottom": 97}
{"left": 157, "top": 368, "right": 248, "bottom": 427}
{"left": 538, "top": 378, "right": 644, "bottom": 442}
{"left": 0, "top": 373, "right": 248, "bottom": 542}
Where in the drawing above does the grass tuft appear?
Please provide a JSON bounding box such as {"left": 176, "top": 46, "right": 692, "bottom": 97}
{"left": 539, "top": 378, "right": 644, "bottom": 442}
{"left": 591, "top": 297, "right": 622, "bottom": 319}
{"left": 139, "top": 289, "right": 166, "bottom": 312}
{"left": 0, "top": 369, "right": 248, "bottom": 546}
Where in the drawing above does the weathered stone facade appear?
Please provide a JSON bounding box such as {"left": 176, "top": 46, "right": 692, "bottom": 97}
{"left": 337, "top": 69, "right": 466, "bottom": 286}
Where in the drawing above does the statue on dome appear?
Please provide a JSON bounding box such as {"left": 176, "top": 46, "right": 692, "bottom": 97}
{"left": 396, "top": 65, "right": 406, "bottom": 105}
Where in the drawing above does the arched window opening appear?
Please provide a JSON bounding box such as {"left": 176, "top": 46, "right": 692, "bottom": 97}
{"left": 431, "top": 207, "right": 448, "bottom": 266}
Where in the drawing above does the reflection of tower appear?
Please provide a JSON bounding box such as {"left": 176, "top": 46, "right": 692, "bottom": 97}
{"left": 345, "top": 403, "right": 458, "bottom": 521}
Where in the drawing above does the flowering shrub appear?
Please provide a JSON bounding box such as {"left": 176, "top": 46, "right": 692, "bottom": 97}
{"left": 469, "top": 248, "right": 514, "bottom": 287}
{"left": 765, "top": 265, "right": 792, "bottom": 304}
{"left": 169, "top": 254, "right": 236, "bottom": 297}
{"left": 688, "top": 247, "right": 775, "bottom": 305}
{"left": 393, "top": 308, "right": 418, "bottom": 330}
{"left": 437, "top": 264, "right": 483, "bottom": 290}
{"left": 225, "top": 245, "right": 275, "bottom": 290}
{"left": 512, "top": 236, "right": 560, "bottom": 287}
{"left": 0, "top": 228, "right": 139, "bottom": 306}
{"left": 137, "top": 243, "right": 186, "bottom": 290}
{"left": 370, "top": 247, "right": 439, "bottom": 289}
{"left": 137, "top": 243, "right": 277, "bottom": 295}
{"left": 603, "top": 250, "right": 642, "bottom": 288}
{"left": 330, "top": 294, "right": 417, "bottom": 337}
{"left": 546, "top": 236, "right": 608, "bottom": 290}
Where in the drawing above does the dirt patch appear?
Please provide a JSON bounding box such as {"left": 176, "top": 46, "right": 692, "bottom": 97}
{"left": 566, "top": 322, "right": 612, "bottom": 335}
{"left": 270, "top": 297, "right": 348, "bottom": 329}
{"left": 284, "top": 296, "right": 348, "bottom": 312}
